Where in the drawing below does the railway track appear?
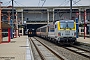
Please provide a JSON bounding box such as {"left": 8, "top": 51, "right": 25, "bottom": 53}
{"left": 29, "top": 37, "right": 68, "bottom": 60}
{"left": 63, "top": 45, "right": 90, "bottom": 59}
{"left": 71, "top": 45, "right": 90, "bottom": 52}
{"left": 38, "top": 37, "right": 90, "bottom": 58}
{"left": 35, "top": 37, "right": 90, "bottom": 60}
{"left": 76, "top": 42, "right": 90, "bottom": 51}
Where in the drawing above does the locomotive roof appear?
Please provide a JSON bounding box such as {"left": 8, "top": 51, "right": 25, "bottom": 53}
{"left": 60, "top": 20, "right": 74, "bottom": 22}
{"left": 53, "top": 20, "right": 74, "bottom": 23}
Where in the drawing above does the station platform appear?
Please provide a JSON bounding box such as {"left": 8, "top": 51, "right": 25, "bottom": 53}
{"left": 77, "top": 37, "right": 90, "bottom": 44}
{"left": 0, "top": 36, "right": 34, "bottom": 60}
{"left": 0, "top": 36, "right": 90, "bottom": 60}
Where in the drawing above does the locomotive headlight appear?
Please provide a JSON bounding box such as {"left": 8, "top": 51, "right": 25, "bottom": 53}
{"left": 58, "top": 32, "right": 61, "bottom": 36}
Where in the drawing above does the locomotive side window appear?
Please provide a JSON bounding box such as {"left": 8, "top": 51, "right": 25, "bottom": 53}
{"left": 50, "top": 27, "right": 54, "bottom": 32}
{"left": 41, "top": 27, "right": 46, "bottom": 32}
{"left": 55, "top": 25, "right": 57, "bottom": 28}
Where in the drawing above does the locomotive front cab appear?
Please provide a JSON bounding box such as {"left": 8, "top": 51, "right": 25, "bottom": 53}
{"left": 28, "top": 28, "right": 35, "bottom": 37}
{"left": 56, "top": 20, "right": 76, "bottom": 44}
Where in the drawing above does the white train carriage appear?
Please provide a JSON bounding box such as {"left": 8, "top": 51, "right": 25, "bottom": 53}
{"left": 36, "top": 25, "right": 48, "bottom": 38}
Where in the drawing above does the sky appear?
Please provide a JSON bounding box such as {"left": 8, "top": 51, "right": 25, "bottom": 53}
{"left": 1, "top": 0, "right": 90, "bottom": 7}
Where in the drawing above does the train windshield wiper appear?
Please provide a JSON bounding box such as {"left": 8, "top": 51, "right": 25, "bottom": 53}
{"left": 67, "top": 24, "right": 72, "bottom": 30}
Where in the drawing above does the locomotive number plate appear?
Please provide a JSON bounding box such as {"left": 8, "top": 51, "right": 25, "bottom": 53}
{"left": 65, "top": 31, "right": 70, "bottom": 35}
{"left": 65, "top": 34, "right": 70, "bottom": 35}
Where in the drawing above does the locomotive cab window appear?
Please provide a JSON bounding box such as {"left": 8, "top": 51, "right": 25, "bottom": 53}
{"left": 60, "top": 22, "right": 74, "bottom": 29}
{"left": 67, "top": 22, "right": 74, "bottom": 28}
{"left": 60, "top": 23, "right": 66, "bottom": 29}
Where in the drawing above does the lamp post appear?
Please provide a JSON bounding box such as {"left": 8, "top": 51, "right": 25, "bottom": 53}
{"left": 0, "top": 1, "right": 2, "bottom": 43}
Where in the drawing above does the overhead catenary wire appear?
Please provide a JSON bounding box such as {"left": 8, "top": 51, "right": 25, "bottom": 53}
{"left": 63, "top": 0, "right": 70, "bottom": 6}
{"left": 2, "top": 0, "right": 12, "bottom": 6}
{"left": 41, "top": 0, "right": 46, "bottom": 7}
{"left": 37, "top": 0, "right": 47, "bottom": 22}
{"left": 2, "top": 0, "right": 26, "bottom": 7}
{"left": 73, "top": 0, "right": 82, "bottom": 5}
{"left": 14, "top": 0, "right": 26, "bottom": 7}
{"left": 58, "top": 0, "right": 82, "bottom": 19}
{"left": 38, "top": 0, "right": 46, "bottom": 7}
{"left": 59, "top": 0, "right": 70, "bottom": 6}
{"left": 14, "top": 1, "right": 20, "bottom": 6}
{"left": 56, "top": 0, "right": 68, "bottom": 19}
{"left": 60, "top": 0, "right": 70, "bottom": 6}
{"left": 59, "top": 0, "right": 67, "bottom": 6}
{"left": 56, "top": 0, "right": 70, "bottom": 20}
{"left": 38, "top": 0, "right": 41, "bottom": 6}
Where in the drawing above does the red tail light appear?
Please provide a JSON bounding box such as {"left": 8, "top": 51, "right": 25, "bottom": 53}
{"left": 58, "top": 32, "right": 61, "bottom": 36}
{"left": 74, "top": 32, "right": 76, "bottom": 36}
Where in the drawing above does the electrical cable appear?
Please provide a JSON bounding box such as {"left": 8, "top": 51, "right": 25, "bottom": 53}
{"left": 14, "top": 1, "right": 20, "bottom": 6}
{"left": 64, "top": 0, "right": 70, "bottom": 6}
{"left": 2, "top": 0, "right": 12, "bottom": 6}
{"left": 57, "top": 0, "right": 70, "bottom": 19}
{"left": 42, "top": 0, "right": 46, "bottom": 7}
{"left": 38, "top": 0, "right": 41, "bottom": 6}
{"left": 14, "top": 0, "right": 26, "bottom": 7}
{"left": 73, "top": 0, "right": 82, "bottom": 5}
{"left": 58, "top": 0, "right": 82, "bottom": 19}
{"left": 59, "top": 0, "right": 69, "bottom": 6}
{"left": 59, "top": 0, "right": 67, "bottom": 6}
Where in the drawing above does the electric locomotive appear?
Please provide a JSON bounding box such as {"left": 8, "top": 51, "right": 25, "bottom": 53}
{"left": 36, "top": 20, "right": 77, "bottom": 44}
{"left": 54, "top": 20, "right": 76, "bottom": 44}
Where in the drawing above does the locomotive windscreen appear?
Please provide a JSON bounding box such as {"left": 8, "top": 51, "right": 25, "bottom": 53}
{"left": 60, "top": 20, "right": 74, "bottom": 29}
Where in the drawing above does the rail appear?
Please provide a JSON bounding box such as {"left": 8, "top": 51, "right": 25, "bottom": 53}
{"left": 29, "top": 37, "right": 68, "bottom": 60}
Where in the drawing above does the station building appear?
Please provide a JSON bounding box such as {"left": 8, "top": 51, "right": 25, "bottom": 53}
{"left": 1, "top": 6, "right": 90, "bottom": 36}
